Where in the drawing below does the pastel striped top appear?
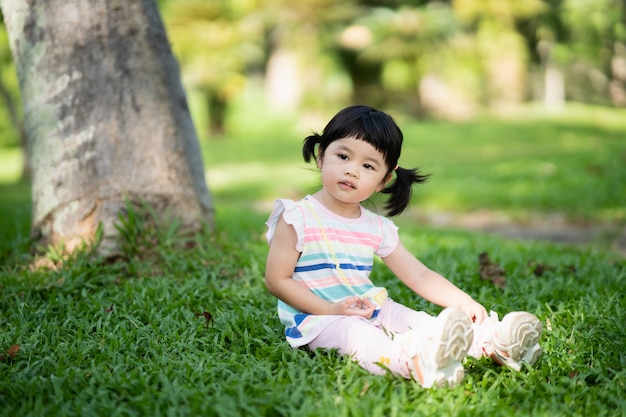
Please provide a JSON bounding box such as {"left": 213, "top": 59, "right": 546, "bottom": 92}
{"left": 265, "top": 196, "right": 399, "bottom": 347}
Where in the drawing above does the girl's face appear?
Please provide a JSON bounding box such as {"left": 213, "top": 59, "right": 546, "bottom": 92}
{"left": 316, "top": 137, "right": 391, "bottom": 216}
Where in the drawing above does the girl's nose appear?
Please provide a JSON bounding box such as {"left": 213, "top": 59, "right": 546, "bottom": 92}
{"left": 345, "top": 165, "right": 358, "bottom": 178}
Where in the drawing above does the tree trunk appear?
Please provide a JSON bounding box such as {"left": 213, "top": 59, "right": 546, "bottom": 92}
{"left": 0, "top": 0, "right": 213, "bottom": 255}
{"left": 265, "top": 48, "right": 302, "bottom": 110}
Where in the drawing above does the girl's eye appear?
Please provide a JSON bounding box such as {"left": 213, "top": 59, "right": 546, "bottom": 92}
{"left": 337, "top": 154, "right": 348, "bottom": 160}
{"left": 363, "top": 164, "right": 375, "bottom": 170}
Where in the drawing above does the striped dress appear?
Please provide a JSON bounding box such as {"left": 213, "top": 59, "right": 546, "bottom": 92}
{"left": 265, "top": 195, "right": 399, "bottom": 347}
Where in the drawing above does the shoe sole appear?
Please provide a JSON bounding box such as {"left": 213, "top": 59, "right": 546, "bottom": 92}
{"left": 494, "top": 312, "right": 543, "bottom": 371}
{"left": 415, "top": 307, "right": 473, "bottom": 388}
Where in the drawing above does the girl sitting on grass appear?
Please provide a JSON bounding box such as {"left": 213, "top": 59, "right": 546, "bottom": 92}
{"left": 264, "top": 105, "right": 543, "bottom": 388}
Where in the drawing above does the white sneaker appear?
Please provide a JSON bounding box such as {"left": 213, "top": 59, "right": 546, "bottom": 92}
{"left": 396, "top": 307, "right": 473, "bottom": 388}
{"left": 491, "top": 312, "right": 543, "bottom": 371}
{"left": 468, "top": 311, "right": 500, "bottom": 359}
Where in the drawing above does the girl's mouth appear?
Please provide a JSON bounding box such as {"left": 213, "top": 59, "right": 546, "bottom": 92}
{"left": 339, "top": 181, "right": 356, "bottom": 190}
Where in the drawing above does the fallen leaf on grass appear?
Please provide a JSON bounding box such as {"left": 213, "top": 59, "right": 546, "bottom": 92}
{"left": 478, "top": 252, "right": 506, "bottom": 288}
{"left": 0, "top": 344, "right": 20, "bottom": 360}
{"left": 529, "top": 261, "right": 543, "bottom": 276}
{"left": 527, "top": 260, "right": 553, "bottom": 277}
{"left": 195, "top": 311, "right": 214, "bottom": 326}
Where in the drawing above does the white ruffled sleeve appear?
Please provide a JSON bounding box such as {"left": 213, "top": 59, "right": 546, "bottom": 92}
{"left": 376, "top": 216, "right": 400, "bottom": 258}
{"left": 265, "top": 199, "right": 306, "bottom": 252}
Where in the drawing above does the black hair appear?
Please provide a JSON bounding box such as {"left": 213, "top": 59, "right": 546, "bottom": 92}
{"left": 302, "top": 105, "right": 428, "bottom": 216}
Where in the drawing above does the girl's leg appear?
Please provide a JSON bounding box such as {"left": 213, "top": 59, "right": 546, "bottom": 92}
{"left": 377, "top": 299, "right": 436, "bottom": 335}
{"left": 308, "top": 308, "right": 474, "bottom": 388}
{"left": 373, "top": 300, "right": 474, "bottom": 387}
{"left": 308, "top": 316, "right": 413, "bottom": 378}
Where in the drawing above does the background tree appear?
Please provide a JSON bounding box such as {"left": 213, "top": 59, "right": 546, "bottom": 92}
{"left": 0, "top": 0, "right": 213, "bottom": 255}
{"left": 155, "top": 0, "right": 626, "bottom": 128}
{"left": 162, "top": 0, "right": 264, "bottom": 136}
{"left": 556, "top": 0, "right": 626, "bottom": 105}
{"left": 256, "top": 0, "right": 361, "bottom": 112}
{"left": 453, "top": 0, "right": 546, "bottom": 107}
{"left": 2, "top": 0, "right": 625, "bottom": 197}
{"left": 348, "top": 3, "right": 459, "bottom": 114}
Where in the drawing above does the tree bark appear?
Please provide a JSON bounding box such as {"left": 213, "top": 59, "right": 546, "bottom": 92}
{"left": 0, "top": 0, "right": 213, "bottom": 255}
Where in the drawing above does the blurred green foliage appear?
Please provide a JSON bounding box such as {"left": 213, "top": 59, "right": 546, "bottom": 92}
{"left": 190, "top": 91, "right": 626, "bottom": 227}
{"left": 0, "top": 20, "right": 21, "bottom": 149}
{"left": 1, "top": 0, "right": 626, "bottom": 144}
{"left": 0, "top": 1, "right": 624, "bottom": 225}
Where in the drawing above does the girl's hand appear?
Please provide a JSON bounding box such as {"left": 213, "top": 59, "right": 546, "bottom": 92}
{"left": 459, "top": 299, "right": 488, "bottom": 324}
{"left": 329, "top": 296, "right": 376, "bottom": 318}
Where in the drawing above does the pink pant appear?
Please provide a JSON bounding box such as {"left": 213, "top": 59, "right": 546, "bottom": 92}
{"left": 308, "top": 299, "right": 436, "bottom": 378}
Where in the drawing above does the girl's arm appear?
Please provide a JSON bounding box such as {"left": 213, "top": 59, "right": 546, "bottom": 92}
{"left": 265, "top": 216, "right": 375, "bottom": 317}
{"left": 382, "top": 241, "right": 487, "bottom": 323}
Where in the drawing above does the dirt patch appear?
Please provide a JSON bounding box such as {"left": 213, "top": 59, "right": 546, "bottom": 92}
{"left": 409, "top": 209, "right": 626, "bottom": 256}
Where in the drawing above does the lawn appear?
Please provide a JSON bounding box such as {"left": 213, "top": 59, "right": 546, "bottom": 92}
{"left": 205, "top": 102, "right": 626, "bottom": 224}
{"left": 0, "top": 104, "right": 625, "bottom": 416}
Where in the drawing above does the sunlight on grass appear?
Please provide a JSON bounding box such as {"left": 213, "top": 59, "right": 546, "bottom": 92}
{"left": 208, "top": 163, "right": 317, "bottom": 192}
{"left": 492, "top": 102, "right": 626, "bottom": 131}
{"left": 207, "top": 162, "right": 320, "bottom": 204}
{"left": 491, "top": 159, "right": 558, "bottom": 179}
{"left": 0, "top": 147, "right": 22, "bottom": 183}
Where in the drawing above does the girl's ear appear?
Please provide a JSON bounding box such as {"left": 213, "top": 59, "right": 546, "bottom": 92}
{"left": 376, "top": 173, "right": 393, "bottom": 192}
{"left": 316, "top": 152, "right": 323, "bottom": 169}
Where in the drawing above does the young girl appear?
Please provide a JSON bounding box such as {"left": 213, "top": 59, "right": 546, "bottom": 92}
{"left": 264, "top": 105, "right": 542, "bottom": 388}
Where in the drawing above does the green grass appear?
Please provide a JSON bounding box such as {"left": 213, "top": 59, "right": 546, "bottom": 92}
{"left": 1, "top": 105, "right": 625, "bottom": 416}
{"left": 202, "top": 102, "right": 626, "bottom": 225}
{"left": 0, "top": 204, "right": 624, "bottom": 416}
{"left": 0, "top": 180, "right": 31, "bottom": 264}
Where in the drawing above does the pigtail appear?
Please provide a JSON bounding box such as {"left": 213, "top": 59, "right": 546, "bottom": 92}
{"left": 302, "top": 133, "right": 322, "bottom": 163}
{"left": 381, "top": 166, "right": 429, "bottom": 216}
